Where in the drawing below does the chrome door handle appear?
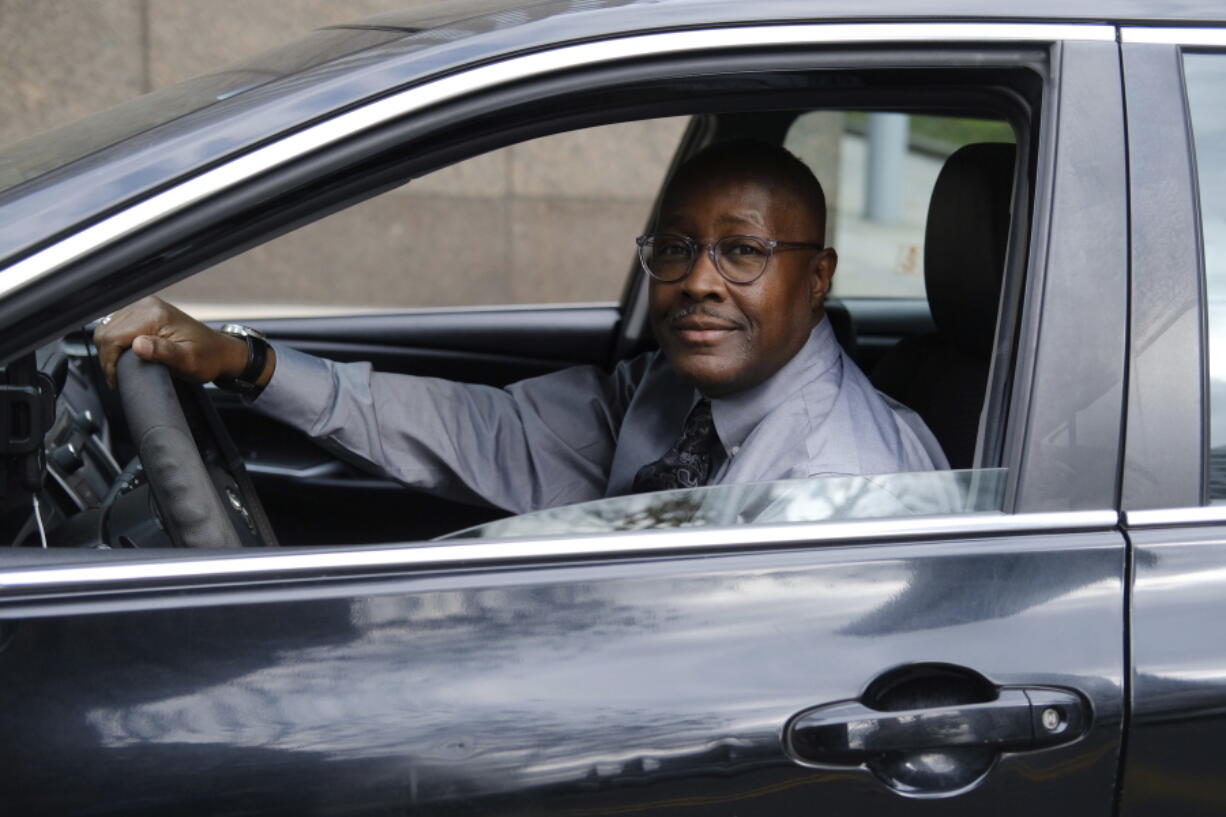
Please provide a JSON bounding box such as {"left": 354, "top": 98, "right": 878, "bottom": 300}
{"left": 787, "top": 687, "right": 1088, "bottom": 766}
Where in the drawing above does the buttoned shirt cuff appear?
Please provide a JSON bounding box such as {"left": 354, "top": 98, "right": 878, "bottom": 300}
{"left": 247, "top": 343, "right": 335, "bottom": 434}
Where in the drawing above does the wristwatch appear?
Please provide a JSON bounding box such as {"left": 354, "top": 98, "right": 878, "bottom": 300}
{"left": 214, "top": 324, "right": 270, "bottom": 398}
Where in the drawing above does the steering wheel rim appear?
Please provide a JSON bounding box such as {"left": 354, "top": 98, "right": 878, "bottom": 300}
{"left": 116, "top": 351, "right": 275, "bottom": 548}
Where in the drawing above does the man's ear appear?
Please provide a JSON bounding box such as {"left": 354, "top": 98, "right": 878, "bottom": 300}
{"left": 810, "top": 247, "right": 838, "bottom": 310}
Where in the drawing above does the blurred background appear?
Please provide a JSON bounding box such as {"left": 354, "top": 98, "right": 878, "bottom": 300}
{"left": 2, "top": 1, "right": 422, "bottom": 141}
{"left": 0, "top": 0, "right": 1010, "bottom": 316}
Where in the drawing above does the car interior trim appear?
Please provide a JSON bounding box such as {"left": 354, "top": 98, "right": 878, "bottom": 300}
{"left": 1119, "top": 42, "right": 1207, "bottom": 510}
{"left": 0, "top": 22, "right": 1114, "bottom": 306}
{"left": 1123, "top": 506, "right": 1226, "bottom": 528}
{"left": 0, "top": 509, "right": 1120, "bottom": 594}
{"left": 1120, "top": 27, "right": 1226, "bottom": 46}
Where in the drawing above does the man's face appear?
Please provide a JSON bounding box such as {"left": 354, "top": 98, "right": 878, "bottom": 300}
{"left": 648, "top": 171, "right": 836, "bottom": 397}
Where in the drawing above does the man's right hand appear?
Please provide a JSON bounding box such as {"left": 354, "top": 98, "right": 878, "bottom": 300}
{"left": 94, "top": 296, "right": 251, "bottom": 390}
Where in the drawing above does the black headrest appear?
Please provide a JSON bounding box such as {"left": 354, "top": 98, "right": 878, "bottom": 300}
{"left": 924, "top": 143, "right": 1016, "bottom": 355}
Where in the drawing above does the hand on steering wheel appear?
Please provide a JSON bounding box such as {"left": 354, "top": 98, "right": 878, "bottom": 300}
{"left": 95, "top": 296, "right": 272, "bottom": 389}
{"left": 116, "top": 350, "right": 277, "bottom": 548}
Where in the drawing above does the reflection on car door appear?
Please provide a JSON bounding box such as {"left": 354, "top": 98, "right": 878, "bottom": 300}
{"left": 0, "top": 517, "right": 1124, "bottom": 814}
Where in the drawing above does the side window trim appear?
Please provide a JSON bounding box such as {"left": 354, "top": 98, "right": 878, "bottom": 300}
{"left": 1125, "top": 506, "right": 1226, "bottom": 527}
{"left": 1122, "top": 28, "right": 1226, "bottom": 46}
{"left": 1130, "top": 32, "right": 1226, "bottom": 507}
{"left": 1004, "top": 39, "right": 1128, "bottom": 515}
{"left": 1119, "top": 40, "right": 1207, "bottom": 510}
{"left": 0, "top": 508, "right": 1120, "bottom": 600}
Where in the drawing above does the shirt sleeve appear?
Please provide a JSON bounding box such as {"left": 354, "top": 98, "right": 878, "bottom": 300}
{"left": 251, "top": 344, "right": 638, "bottom": 514}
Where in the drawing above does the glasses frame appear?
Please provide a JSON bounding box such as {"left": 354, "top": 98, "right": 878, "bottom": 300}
{"left": 635, "top": 232, "right": 825, "bottom": 285}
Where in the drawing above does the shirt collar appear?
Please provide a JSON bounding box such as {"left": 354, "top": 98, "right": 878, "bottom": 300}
{"left": 706, "top": 316, "right": 840, "bottom": 455}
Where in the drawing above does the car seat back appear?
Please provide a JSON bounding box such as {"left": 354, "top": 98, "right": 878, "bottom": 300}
{"left": 870, "top": 142, "right": 1016, "bottom": 468}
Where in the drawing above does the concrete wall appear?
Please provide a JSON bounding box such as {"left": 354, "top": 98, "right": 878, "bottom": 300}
{"left": 0, "top": 1, "right": 423, "bottom": 145}
{"left": 165, "top": 118, "right": 689, "bottom": 310}
{"left": 0, "top": 0, "right": 689, "bottom": 311}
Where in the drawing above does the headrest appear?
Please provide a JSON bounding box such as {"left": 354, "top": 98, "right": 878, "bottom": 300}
{"left": 924, "top": 143, "right": 1016, "bottom": 355}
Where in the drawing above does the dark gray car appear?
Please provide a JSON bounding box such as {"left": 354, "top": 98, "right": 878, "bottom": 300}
{"left": 0, "top": 1, "right": 1222, "bottom": 814}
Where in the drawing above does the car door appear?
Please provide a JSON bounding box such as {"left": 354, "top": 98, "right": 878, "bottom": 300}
{"left": 1118, "top": 26, "right": 1226, "bottom": 816}
{"left": 0, "top": 20, "right": 1127, "bottom": 815}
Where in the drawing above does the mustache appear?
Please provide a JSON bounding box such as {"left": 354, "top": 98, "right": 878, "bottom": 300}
{"left": 667, "top": 304, "right": 744, "bottom": 327}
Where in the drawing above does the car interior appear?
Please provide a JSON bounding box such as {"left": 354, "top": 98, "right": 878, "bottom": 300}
{"left": 0, "top": 55, "right": 1037, "bottom": 550}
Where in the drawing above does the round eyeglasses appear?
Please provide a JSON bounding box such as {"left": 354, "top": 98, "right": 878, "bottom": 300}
{"left": 635, "top": 233, "right": 824, "bottom": 285}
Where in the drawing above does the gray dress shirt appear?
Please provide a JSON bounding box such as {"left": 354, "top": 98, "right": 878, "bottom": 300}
{"left": 253, "top": 317, "right": 949, "bottom": 514}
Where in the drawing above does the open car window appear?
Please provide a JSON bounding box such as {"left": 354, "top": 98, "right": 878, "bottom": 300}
{"left": 140, "top": 106, "right": 1021, "bottom": 546}
{"left": 160, "top": 110, "right": 1016, "bottom": 319}
{"left": 1, "top": 40, "right": 1043, "bottom": 551}
{"left": 159, "top": 118, "right": 690, "bottom": 318}
{"left": 786, "top": 111, "right": 1015, "bottom": 300}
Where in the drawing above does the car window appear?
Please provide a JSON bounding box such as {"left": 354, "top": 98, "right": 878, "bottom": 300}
{"left": 136, "top": 105, "right": 1022, "bottom": 545}
{"left": 1183, "top": 53, "right": 1226, "bottom": 500}
{"left": 7, "top": 67, "right": 1036, "bottom": 552}
{"left": 445, "top": 469, "right": 1007, "bottom": 539}
{"left": 785, "top": 112, "right": 1014, "bottom": 299}
{"left": 159, "top": 118, "right": 690, "bottom": 319}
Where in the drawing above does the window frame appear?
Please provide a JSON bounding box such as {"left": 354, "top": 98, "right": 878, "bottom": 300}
{"left": 0, "top": 23, "right": 1131, "bottom": 573}
{"left": 1120, "top": 29, "right": 1226, "bottom": 522}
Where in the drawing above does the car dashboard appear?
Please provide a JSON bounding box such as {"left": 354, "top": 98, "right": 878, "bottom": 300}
{"left": 4, "top": 336, "right": 173, "bottom": 549}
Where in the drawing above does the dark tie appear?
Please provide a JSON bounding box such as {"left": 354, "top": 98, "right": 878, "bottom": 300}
{"left": 631, "top": 399, "right": 719, "bottom": 493}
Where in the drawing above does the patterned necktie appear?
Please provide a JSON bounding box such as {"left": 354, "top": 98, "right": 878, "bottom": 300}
{"left": 631, "top": 399, "right": 718, "bottom": 493}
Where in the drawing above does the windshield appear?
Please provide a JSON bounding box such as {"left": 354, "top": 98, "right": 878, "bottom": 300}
{"left": 442, "top": 469, "right": 1007, "bottom": 540}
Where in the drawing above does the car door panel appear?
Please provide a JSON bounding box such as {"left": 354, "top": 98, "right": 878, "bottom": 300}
{"left": 1122, "top": 526, "right": 1226, "bottom": 816}
{"left": 0, "top": 524, "right": 1125, "bottom": 815}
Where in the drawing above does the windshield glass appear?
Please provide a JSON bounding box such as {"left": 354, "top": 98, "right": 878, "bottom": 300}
{"left": 0, "top": 27, "right": 404, "bottom": 196}
{"left": 442, "top": 469, "right": 1007, "bottom": 540}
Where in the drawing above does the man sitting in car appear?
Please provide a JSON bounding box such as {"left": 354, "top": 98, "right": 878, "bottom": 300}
{"left": 96, "top": 140, "right": 948, "bottom": 513}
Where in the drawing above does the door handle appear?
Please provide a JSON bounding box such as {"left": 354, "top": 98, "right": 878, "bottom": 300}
{"left": 788, "top": 687, "right": 1088, "bottom": 766}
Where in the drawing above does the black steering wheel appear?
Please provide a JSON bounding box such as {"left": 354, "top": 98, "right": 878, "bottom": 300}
{"left": 117, "top": 351, "right": 278, "bottom": 548}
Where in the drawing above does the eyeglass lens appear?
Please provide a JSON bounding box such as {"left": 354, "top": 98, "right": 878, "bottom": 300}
{"left": 641, "top": 235, "right": 770, "bottom": 283}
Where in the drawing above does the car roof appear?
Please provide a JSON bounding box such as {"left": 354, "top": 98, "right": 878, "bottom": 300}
{"left": 0, "top": 0, "right": 1223, "bottom": 269}
{"left": 361, "top": 0, "right": 1226, "bottom": 30}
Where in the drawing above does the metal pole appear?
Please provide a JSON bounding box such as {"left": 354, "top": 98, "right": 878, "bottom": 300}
{"left": 864, "top": 113, "right": 909, "bottom": 224}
